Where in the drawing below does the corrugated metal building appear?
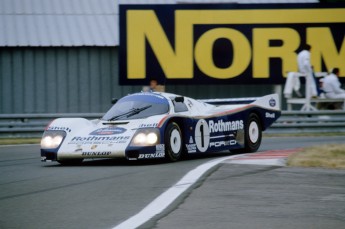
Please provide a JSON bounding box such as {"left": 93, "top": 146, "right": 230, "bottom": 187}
{"left": 0, "top": 0, "right": 318, "bottom": 114}
{"left": 0, "top": 0, "right": 139, "bottom": 114}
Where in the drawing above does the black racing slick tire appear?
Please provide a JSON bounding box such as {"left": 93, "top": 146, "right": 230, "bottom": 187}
{"left": 243, "top": 113, "right": 262, "bottom": 153}
{"left": 165, "top": 122, "right": 183, "bottom": 162}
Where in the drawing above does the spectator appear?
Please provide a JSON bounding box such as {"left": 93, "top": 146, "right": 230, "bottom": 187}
{"left": 322, "top": 68, "right": 345, "bottom": 99}
{"left": 297, "top": 44, "right": 318, "bottom": 97}
{"left": 142, "top": 78, "right": 165, "bottom": 92}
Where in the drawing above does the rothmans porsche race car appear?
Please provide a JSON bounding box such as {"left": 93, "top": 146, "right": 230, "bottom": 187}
{"left": 41, "top": 92, "right": 280, "bottom": 164}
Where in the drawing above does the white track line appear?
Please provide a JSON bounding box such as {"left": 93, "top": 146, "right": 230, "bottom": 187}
{"left": 112, "top": 154, "right": 240, "bottom": 229}
{"left": 228, "top": 158, "right": 286, "bottom": 166}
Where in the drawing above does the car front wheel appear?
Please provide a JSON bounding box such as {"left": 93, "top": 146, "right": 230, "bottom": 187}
{"left": 165, "top": 122, "right": 183, "bottom": 162}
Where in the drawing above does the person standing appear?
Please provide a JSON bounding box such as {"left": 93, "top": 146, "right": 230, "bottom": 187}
{"left": 297, "top": 44, "right": 318, "bottom": 98}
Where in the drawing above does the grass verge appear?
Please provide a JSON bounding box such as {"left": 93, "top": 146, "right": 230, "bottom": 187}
{"left": 0, "top": 138, "right": 40, "bottom": 145}
{"left": 287, "top": 144, "right": 345, "bottom": 169}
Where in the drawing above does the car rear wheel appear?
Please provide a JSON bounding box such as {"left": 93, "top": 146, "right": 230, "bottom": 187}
{"left": 244, "top": 113, "right": 262, "bottom": 152}
{"left": 165, "top": 122, "right": 183, "bottom": 162}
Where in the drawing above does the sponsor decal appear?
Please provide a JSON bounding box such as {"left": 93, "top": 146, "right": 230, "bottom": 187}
{"left": 139, "top": 123, "right": 158, "bottom": 128}
{"left": 82, "top": 151, "right": 111, "bottom": 156}
{"left": 265, "top": 112, "right": 276, "bottom": 118}
{"left": 187, "top": 99, "right": 194, "bottom": 108}
{"left": 47, "top": 126, "right": 71, "bottom": 132}
{"left": 120, "top": 4, "right": 345, "bottom": 85}
{"left": 137, "top": 144, "right": 165, "bottom": 159}
{"left": 138, "top": 152, "right": 165, "bottom": 159}
{"left": 195, "top": 119, "right": 242, "bottom": 152}
{"left": 189, "top": 136, "right": 194, "bottom": 144}
{"left": 209, "top": 120, "right": 244, "bottom": 133}
{"left": 156, "top": 144, "right": 165, "bottom": 154}
{"left": 156, "top": 144, "right": 164, "bottom": 150}
{"left": 210, "top": 140, "right": 237, "bottom": 148}
{"left": 186, "top": 144, "right": 197, "bottom": 153}
{"left": 269, "top": 98, "right": 276, "bottom": 107}
{"left": 90, "top": 127, "right": 126, "bottom": 135}
{"left": 68, "top": 136, "right": 130, "bottom": 145}
{"left": 195, "top": 119, "right": 210, "bottom": 153}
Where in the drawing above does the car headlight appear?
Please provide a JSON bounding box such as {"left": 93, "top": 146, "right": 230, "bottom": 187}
{"left": 130, "top": 128, "right": 160, "bottom": 146}
{"left": 41, "top": 130, "right": 66, "bottom": 149}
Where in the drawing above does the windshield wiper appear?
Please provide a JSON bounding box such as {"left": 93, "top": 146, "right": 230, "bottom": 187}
{"left": 108, "top": 105, "right": 152, "bottom": 121}
{"left": 126, "top": 105, "right": 153, "bottom": 118}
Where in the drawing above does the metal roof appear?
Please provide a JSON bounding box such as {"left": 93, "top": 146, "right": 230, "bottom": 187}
{"left": 1, "top": 0, "right": 318, "bottom": 47}
{"left": 0, "top": 0, "right": 118, "bottom": 47}
{"left": 118, "top": 0, "right": 318, "bottom": 4}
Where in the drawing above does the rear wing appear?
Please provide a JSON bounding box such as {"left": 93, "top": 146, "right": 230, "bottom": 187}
{"left": 199, "top": 94, "right": 280, "bottom": 110}
{"left": 199, "top": 97, "right": 259, "bottom": 105}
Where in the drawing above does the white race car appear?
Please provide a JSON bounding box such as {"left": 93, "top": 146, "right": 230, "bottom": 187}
{"left": 41, "top": 92, "right": 280, "bottom": 164}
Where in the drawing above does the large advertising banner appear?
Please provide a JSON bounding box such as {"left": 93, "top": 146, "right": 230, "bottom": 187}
{"left": 119, "top": 4, "right": 345, "bottom": 85}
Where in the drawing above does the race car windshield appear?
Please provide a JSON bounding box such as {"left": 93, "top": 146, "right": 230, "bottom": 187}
{"left": 102, "top": 93, "right": 169, "bottom": 121}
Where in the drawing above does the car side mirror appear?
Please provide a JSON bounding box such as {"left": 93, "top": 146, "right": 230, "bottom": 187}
{"left": 111, "top": 98, "right": 118, "bottom": 104}
{"left": 174, "top": 96, "right": 184, "bottom": 103}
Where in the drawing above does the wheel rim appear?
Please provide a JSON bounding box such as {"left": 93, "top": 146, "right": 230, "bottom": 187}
{"left": 249, "top": 121, "right": 259, "bottom": 143}
{"left": 170, "top": 129, "right": 182, "bottom": 154}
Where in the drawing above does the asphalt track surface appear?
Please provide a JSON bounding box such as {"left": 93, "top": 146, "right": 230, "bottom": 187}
{"left": 1, "top": 136, "right": 345, "bottom": 229}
